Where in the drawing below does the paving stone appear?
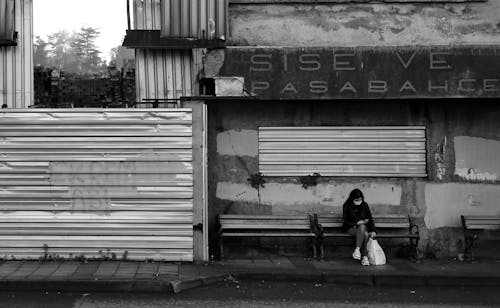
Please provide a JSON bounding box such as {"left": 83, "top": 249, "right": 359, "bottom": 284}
{"left": 28, "top": 263, "right": 61, "bottom": 280}
{"left": 179, "top": 264, "right": 200, "bottom": 279}
{"left": 6, "top": 263, "right": 41, "bottom": 279}
{"left": 0, "top": 261, "right": 24, "bottom": 278}
{"left": 157, "top": 263, "right": 178, "bottom": 275}
{"left": 93, "top": 261, "right": 120, "bottom": 279}
{"left": 113, "top": 262, "right": 139, "bottom": 279}
{"left": 72, "top": 262, "right": 100, "bottom": 279}
{"left": 135, "top": 262, "right": 159, "bottom": 279}
{"left": 49, "top": 262, "right": 79, "bottom": 279}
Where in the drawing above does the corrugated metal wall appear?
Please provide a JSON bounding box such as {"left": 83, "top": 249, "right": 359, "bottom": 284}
{"left": 134, "top": 0, "right": 161, "bottom": 30}
{"left": 133, "top": 0, "right": 195, "bottom": 104}
{"left": 0, "top": 0, "right": 33, "bottom": 109}
{"left": 160, "top": 0, "right": 228, "bottom": 40}
{"left": 136, "top": 49, "right": 194, "bottom": 104}
{"left": 0, "top": 0, "right": 15, "bottom": 41}
{"left": 0, "top": 109, "right": 194, "bottom": 261}
{"left": 259, "top": 127, "right": 427, "bottom": 177}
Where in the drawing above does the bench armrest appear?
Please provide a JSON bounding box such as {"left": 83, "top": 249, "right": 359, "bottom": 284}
{"left": 410, "top": 224, "right": 419, "bottom": 237}
{"left": 315, "top": 223, "right": 324, "bottom": 237}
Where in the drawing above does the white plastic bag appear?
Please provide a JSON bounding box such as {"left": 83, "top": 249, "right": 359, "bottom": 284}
{"left": 367, "top": 238, "right": 386, "bottom": 265}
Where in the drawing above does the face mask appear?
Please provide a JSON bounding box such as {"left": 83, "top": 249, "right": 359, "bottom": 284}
{"left": 354, "top": 200, "right": 362, "bottom": 206}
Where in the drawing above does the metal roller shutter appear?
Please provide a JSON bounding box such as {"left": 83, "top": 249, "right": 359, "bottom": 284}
{"left": 0, "top": 109, "right": 194, "bottom": 261}
{"left": 259, "top": 126, "right": 427, "bottom": 177}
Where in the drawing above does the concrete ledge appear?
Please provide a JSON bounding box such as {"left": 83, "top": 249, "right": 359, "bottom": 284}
{"left": 171, "top": 278, "right": 203, "bottom": 294}
{"left": 200, "top": 274, "right": 229, "bottom": 286}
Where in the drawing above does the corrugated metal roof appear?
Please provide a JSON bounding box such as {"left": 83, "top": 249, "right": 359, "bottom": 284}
{"left": 259, "top": 126, "right": 427, "bottom": 177}
{"left": 0, "top": 109, "right": 194, "bottom": 261}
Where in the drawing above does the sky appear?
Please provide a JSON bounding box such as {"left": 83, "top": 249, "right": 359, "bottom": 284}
{"left": 34, "top": 0, "right": 129, "bottom": 61}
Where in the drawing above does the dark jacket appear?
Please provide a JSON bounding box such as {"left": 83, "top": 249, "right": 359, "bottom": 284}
{"left": 342, "top": 201, "right": 375, "bottom": 232}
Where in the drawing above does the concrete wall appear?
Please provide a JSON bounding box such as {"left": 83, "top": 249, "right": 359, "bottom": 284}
{"left": 228, "top": 1, "right": 500, "bottom": 46}
{"left": 208, "top": 100, "right": 500, "bottom": 258}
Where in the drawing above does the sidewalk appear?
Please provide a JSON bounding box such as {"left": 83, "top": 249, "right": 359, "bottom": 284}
{"left": 0, "top": 257, "right": 499, "bottom": 294}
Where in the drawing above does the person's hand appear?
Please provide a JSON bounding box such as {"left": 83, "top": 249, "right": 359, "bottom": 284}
{"left": 356, "top": 220, "right": 365, "bottom": 225}
{"left": 369, "top": 232, "right": 376, "bottom": 238}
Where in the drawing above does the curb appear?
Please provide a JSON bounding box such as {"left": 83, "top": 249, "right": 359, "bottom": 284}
{"left": 0, "top": 279, "right": 172, "bottom": 293}
{"left": 0, "top": 272, "right": 499, "bottom": 294}
{"left": 426, "top": 275, "right": 500, "bottom": 286}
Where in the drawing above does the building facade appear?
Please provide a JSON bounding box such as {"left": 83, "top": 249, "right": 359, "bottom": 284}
{"left": 124, "top": 0, "right": 500, "bottom": 259}
{"left": 0, "top": 0, "right": 33, "bottom": 108}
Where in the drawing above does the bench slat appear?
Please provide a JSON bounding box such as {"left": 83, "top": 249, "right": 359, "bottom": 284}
{"left": 319, "top": 223, "right": 409, "bottom": 228}
{"left": 322, "top": 233, "right": 418, "bottom": 238}
{"left": 221, "top": 224, "right": 311, "bottom": 230}
{"left": 220, "top": 219, "right": 310, "bottom": 225}
{"left": 221, "top": 233, "right": 315, "bottom": 237}
{"left": 220, "top": 215, "right": 310, "bottom": 220}
{"left": 463, "top": 216, "right": 500, "bottom": 220}
{"left": 463, "top": 215, "right": 500, "bottom": 231}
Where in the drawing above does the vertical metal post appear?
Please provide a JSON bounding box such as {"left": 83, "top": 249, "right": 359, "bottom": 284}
{"left": 202, "top": 102, "right": 209, "bottom": 261}
{"left": 127, "top": 0, "right": 131, "bottom": 30}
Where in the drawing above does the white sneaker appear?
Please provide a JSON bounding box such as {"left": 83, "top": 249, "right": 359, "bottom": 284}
{"left": 352, "top": 248, "right": 361, "bottom": 260}
{"left": 361, "top": 256, "right": 370, "bottom": 266}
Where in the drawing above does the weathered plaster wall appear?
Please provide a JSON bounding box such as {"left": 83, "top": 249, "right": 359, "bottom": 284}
{"left": 207, "top": 100, "right": 500, "bottom": 258}
{"left": 455, "top": 136, "right": 500, "bottom": 181}
{"left": 425, "top": 183, "right": 500, "bottom": 229}
{"left": 228, "top": 1, "right": 500, "bottom": 46}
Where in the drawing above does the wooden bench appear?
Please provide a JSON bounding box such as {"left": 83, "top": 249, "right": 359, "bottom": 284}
{"left": 218, "top": 215, "right": 319, "bottom": 259}
{"left": 461, "top": 215, "right": 500, "bottom": 261}
{"left": 315, "top": 214, "right": 420, "bottom": 260}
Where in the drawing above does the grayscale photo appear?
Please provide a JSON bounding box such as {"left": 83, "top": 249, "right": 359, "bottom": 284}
{"left": 0, "top": 0, "right": 499, "bottom": 307}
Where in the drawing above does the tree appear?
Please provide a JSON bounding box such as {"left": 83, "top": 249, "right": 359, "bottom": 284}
{"left": 109, "top": 45, "right": 135, "bottom": 70}
{"left": 33, "top": 35, "right": 49, "bottom": 67}
{"left": 70, "top": 27, "right": 103, "bottom": 75}
{"left": 46, "top": 30, "right": 73, "bottom": 70}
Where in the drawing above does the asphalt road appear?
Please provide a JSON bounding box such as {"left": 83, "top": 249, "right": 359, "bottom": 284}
{"left": 1, "top": 280, "right": 499, "bottom": 308}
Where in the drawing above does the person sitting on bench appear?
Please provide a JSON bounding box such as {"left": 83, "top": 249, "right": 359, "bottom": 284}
{"left": 343, "top": 189, "right": 377, "bottom": 266}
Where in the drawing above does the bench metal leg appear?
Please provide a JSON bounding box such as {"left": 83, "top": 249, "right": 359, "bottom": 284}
{"left": 464, "top": 234, "right": 477, "bottom": 262}
{"left": 410, "top": 237, "right": 419, "bottom": 261}
{"left": 219, "top": 237, "right": 224, "bottom": 260}
{"left": 311, "top": 237, "right": 318, "bottom": 260}
{"left": 316, "top": 237, "right": 324, "bottom": 260}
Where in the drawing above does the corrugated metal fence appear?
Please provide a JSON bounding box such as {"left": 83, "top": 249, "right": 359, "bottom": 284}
{"left": 0, "top": 109, "right": 194, "bottom": 261}
{"left": 0, "top": 0, "right": 33, "bottom": 108}
{"left": 259, "top": 127, "right": 427, "bottom": 177}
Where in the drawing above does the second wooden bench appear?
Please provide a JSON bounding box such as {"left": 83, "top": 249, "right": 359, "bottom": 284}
{"left": 218, "top": 215, "right": 319, "bottom": 259}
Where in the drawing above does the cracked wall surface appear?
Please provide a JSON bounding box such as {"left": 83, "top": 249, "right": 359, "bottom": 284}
{"left": 204, "top": 1, "right": 500, "bottom": 259}
{"left": 228, "top": 1, "right": 500, "bottom": 46}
